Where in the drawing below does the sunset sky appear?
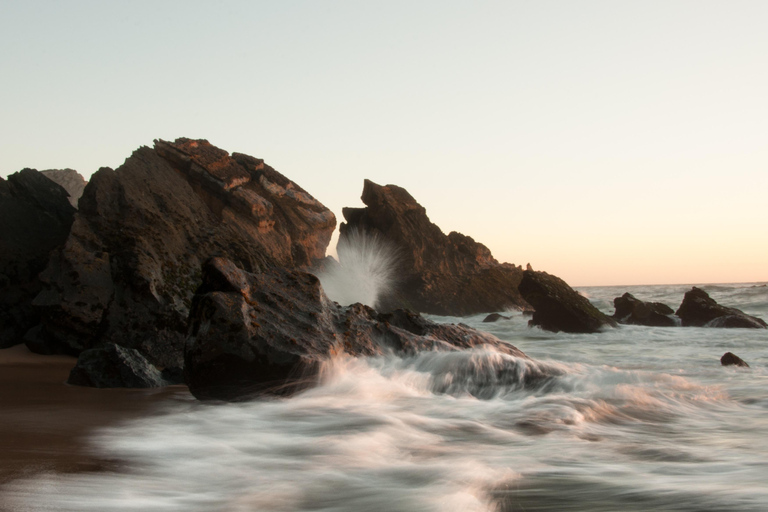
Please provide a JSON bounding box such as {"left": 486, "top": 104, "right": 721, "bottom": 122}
{"left": 2, "top": 1, "right": 766, "bottom": 286}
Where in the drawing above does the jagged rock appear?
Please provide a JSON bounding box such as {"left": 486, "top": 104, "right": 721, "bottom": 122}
{"left": 612, "top": 293, "right": 677, "bottom": 327}
{"left": 518, "top": 270, "right": 617, "bottom": 333}
{"left": 675, "top": 287, "right": 767, "bottom": 328}
{"left": 30, "top": 139, "right": 336, "bottom": 367}
{"left": 720, "top": 352, "right": 749, "bottom": 368}
{"left": 0, "top": 169, "right": 76, "bottom": 349}
{"left": 185, "top": 257, "right": 537, "bottom": 400}
{"left": 338, "top": 179, "right": 528, "bottom": 316}
{"left": 41, "top": 169, "right": 87, "bottom": 207}
{"left": 483, "top": 313, "right": 512, "bottom": 323}
{"left": 67, "top": 343, "right": 166, "bottom": 388}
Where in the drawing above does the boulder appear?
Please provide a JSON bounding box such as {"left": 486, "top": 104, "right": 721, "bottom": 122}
{"left": 612, "top": 293, "right": 677, "bottom": 327}
{"left": 185, "top": 257, "right": 537, "bottom": 400}
{"left": 30, "top": 139, "right": 336, "bottom": 367}
{"left": 483, "top": 313, "right": 512, "bottom": 323}
{"left": 0, "top": 169, "right": 76, "bottom": 348}
{"left": 675, "top": 287, "right": 767, "bottom": 328}
{"left": 41, "top": 169, "right": 87, "bottom": 207}
{"left": 720, "top": 352, "right": 749, "bottom": 368}
{"left": 518, "top": 270, "right": 617, "bottom": 333}
{"left": 67, "top": 343, "right": 167, "bottom": 388}
{"left": 338, "top": 179, "right": 529, "bottom": 316}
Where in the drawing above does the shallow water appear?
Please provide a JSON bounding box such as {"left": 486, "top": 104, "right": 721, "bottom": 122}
{"left": 2, "top": 283, "right": 767, "bottom": 511}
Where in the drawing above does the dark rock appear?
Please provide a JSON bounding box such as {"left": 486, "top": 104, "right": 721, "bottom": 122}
{"left": 720, "top": 352, "right": 749, "bottom": 368}
{"left": 612, "top": 293, "right": 677, "bottom": 327}
{"left": 31, "top": 139, "right": 336, "bottom": 368}
{"left": 518, "top": 270, "right": 618, "bottom": 333}
{"left": 338, "top": 179, "right": 529, "bottom": 316}
{"left": 0, "top": 169, "right": 76, "bottom": 349}
{"left": 676, "top": 287, "right": 767, "bottom": 328}
{"left": 40, "top": 169, "right": 87, "bottom": 207}
{"left": 185, "top": 257, "right": 536, "bottom": 401}
{"left": 483, "top": 313, "right": 512, "bottom": 323}
{"left": 67, "top": 343, "right": 166, "bottom": 388}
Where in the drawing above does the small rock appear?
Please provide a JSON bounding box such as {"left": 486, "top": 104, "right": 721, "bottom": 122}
{"left": 67, "top": 344, "right": 166, "bottom": 388}
{"left": 483, "top": 313, "right": 512, "bottom": 323}
{"left": 612, "top": 293, "right": 677, "bottom": 327}
{"left": 720, "top": 352, "right": 749, "bottom": 368}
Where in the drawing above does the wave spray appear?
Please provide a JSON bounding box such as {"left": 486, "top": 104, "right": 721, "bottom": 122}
{"left": 316, "top": 229, "right": 399, "bottom": 309}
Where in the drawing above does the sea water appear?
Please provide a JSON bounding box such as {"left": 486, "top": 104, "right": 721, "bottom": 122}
{"left": 3, "top": 283, "right": 768, "bottom": 511}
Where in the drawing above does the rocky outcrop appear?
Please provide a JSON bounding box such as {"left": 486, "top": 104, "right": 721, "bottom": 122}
{"left": 720, "top": 352, "right": 749, "bottom": 368}
{"left": 612, "top": 293, "right": 677, "bottom": 327}
{"left": 29, "top": 139, "right": 336, "bottom": 368}
{"left": 338, "top": 179, "right": 528, "bottom": 316}
{"left": 0, "top": 169, "right": 76, "bottom": 348}
{"left": 185, "top": 257, "right": 538, "bottom": 400}
{"left": 518, "top": 270, "right": 617, "bottom": 333}
{"left": 675, "top": 287, "right": 767, "bottom": 328}
{"left": 67, "top": 344, "right": 168, "bottom": 388}
{"left": 41, "top": 169, "right": 87, "bottom": 207}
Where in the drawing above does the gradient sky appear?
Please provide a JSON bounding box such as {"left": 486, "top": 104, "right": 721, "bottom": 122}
{"left": 1, "top": 1, "right": 766, "bottom": 286}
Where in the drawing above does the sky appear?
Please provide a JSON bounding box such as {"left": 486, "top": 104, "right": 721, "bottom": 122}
{"left": 1, "top": 0, "right": 766, "bottom": 286}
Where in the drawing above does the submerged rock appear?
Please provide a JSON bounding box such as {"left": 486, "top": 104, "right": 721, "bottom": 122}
{"left": 41, "top": 169, "right": 87, "bottom": 207}
{"left": 67, "top": 343, "right": 167, "bottom": 388}
{"left": 675, "top": 287, "right": 767, "bottom": 329}
{"left": 185, "top": 257, "right": 535, "bottom": 400}
{"left": 338, "top": 179, "right": 529, "bottom": 316}
{"left": 720, "top": 352, "right": 749, "bottom": 368}
{"left": 483, "top": 313, "right": 512, "bottom": 323}
{"left": 518, "top": 270, "right": 617, "bottom": 333}
{"left": 30, "top": 138, "right": 336, "bottom": 368}
{"left": 612, "top": 293, "right": 677, "bottom": 327}
{"left": 0, "top": 169, "right": 76, "bottom": 349}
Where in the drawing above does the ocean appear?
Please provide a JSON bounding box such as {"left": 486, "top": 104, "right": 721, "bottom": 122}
{"left": 3, "top": 282, "right": 768, "bottom": 511}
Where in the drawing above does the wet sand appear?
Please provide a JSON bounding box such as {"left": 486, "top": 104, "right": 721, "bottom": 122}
{"left": 0, "top": 345, "right": 191, "bottom": 485}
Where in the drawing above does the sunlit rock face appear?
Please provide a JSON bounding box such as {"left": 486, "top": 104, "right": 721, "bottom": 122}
{"left": 339, "top": 179, "right": 530, "bottom": 316}
{"left": 29, "top": 138, "right": 336, "bottom": 368}
{"left": 0, "top": 169, "right": 76, "bottom": 349}
{"left": 41, "top": 169, "right": 87, "bottom": 208}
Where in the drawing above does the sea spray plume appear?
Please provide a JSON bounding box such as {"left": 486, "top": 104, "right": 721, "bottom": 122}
{"left": 316, "top": 229, "right": 400, "bottom": 309}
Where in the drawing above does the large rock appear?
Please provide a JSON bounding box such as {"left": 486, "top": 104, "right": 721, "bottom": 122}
{"left": 29, "top": 139, "right": 336, "bottom": 367}
{"left": 41, "top": 169, "right": 87, "bottom": 207}
{"left": 0, "top": 169, "right": 76, "bottom": 348}
{"left": 338, "top": 179, "right": 529, "bottom": 316}
{"left": 518, "top": 270, "right": 617, "bottom": 333}
{"left": 185, "top": 257, "right": 540, "bottom": 400}
{"left": 675, "top": 287, "right": 767, "bottom": 328}
{"left": 720, "top": 352, "right": 749, "bottom": 368}
{"left": 612, "top": 293, "right": 678, "bottom": 327}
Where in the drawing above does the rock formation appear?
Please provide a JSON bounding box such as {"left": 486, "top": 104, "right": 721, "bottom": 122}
{"left": 720, "top": 352, "right": 749, "bottom": 368}
{"left": 28, "top": 138, "right": 336, "bottom": 368}
{"left": 518, "top": 270, "right": 617, "bottom": 333}
{"left": 0, "top": 169, "right": 76, "bottom": 348}
{"left": 67, "top": 344, "right": 168, "bottom": 388}
{"left": 41, "top": 169, "right": 87, "bottom": 207}
{"left": 612, "top": 293, "right": 677, "bottom": 327}
{"left": 675, "top": 287, "right": 767, "bottom": 328}
{"left": 185, "top": 257, "right": 541, "bottom": 400}
{"left": 338, "top": 179, "right": 529, "bottom": 316}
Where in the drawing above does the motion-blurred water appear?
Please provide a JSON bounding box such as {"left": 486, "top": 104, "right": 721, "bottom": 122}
{"left": 3, "top": 283, "right": 768, "bottom": 511}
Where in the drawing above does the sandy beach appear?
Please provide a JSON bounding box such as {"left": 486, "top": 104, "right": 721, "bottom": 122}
{"left": 0, "top": 345, "right": 190, "bottom": 486}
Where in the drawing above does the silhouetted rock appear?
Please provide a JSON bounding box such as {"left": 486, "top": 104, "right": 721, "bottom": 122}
{"left": 518, "top": 270, "right": 617, "bottom": 333}
{"left": 185, "top": 257, "right": 538, "bottom": 401}
{"left": 67, "top": 343, "right": 166, "bottom": 388}
{"left": 41, "top": 169, "right": 87, "bottom": 207}
{"left": 31, "top": 138, "right": 336, "bottom": 367}
{"left": 483, "top": 313, "right": 512, "bottom": 323}
{"left": 720, "top": 352, "right": 749, "bottom": 368}
{"left": 339, "top": 180, "right": 528, "bottom": 316}
{"left": 0, "top": 169, "right": 76, "bottom": 349}
{"left": 675, "top": 287, "right": 767, "bottom": 328}
{"left": 612, "top": 293, "right": 677, "bottom": 327}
